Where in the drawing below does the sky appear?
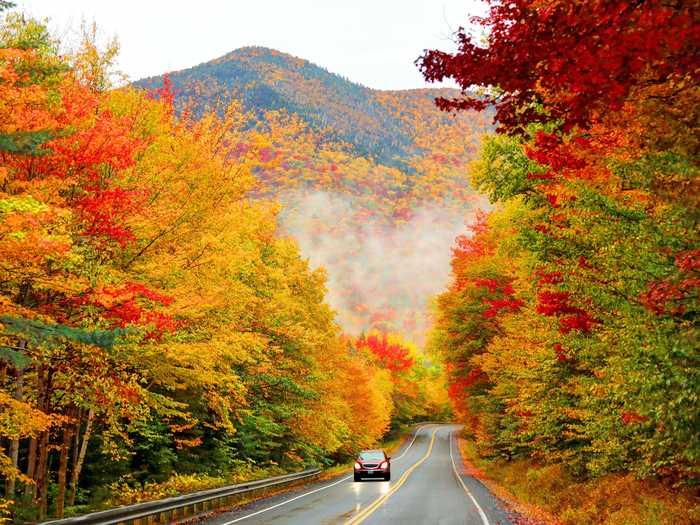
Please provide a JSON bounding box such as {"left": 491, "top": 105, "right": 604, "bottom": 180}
{"left": 15, "top": 0, "right": 485, "bottom": 90}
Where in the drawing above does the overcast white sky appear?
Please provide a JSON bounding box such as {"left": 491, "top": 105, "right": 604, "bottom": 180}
{"left": 15, "top": 0, "right": 485, "bottom": 90}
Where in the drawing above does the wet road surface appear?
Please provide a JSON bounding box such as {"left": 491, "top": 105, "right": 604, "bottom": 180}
{"left": 204, "top": 424, "right": 515, "bottom": 525}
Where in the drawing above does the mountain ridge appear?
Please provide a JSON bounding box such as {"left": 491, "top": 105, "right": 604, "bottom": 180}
{"left": 133, "top": 46, "right": 481, "bottom": 168}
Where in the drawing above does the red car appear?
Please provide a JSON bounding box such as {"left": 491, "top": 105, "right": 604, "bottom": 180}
{"left": 354, "top": 449, "right": 391, "bottom": 481}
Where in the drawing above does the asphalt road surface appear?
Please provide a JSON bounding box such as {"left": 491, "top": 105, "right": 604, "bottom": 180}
{"left": 204, "top": 424, "right": 516, "bottom": 525}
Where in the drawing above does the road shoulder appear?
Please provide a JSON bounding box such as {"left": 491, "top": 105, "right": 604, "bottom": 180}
{"left": 450, "top": 432, "right": 537, "bottom": 525}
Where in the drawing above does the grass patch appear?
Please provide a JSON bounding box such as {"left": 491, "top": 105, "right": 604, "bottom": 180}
{"left": 457, "top": 438, "right": 700, "bottom": 525}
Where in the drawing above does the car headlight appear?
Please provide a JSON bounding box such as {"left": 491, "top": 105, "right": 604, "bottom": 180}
{"left": 354, "top": 462, "right": 361, "bottom": 470}
{"left": 379, "top": 461, "right": 388, "bottom": 469}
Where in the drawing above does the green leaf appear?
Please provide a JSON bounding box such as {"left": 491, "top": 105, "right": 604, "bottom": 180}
{"left": 0, "top": 131, "right": 53, "bottom": 155}
{"left": 0, "top": 315, "right": 128, "bottom": 350}
{"left": 0, "top": 346, "right": 31, "bottom": 368}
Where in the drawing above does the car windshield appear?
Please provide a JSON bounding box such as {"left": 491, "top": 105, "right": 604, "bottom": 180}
{"left": 359, "top": 451, "right": 384, "bottom": 461}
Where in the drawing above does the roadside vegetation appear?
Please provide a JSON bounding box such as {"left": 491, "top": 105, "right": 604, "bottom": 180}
{"left": 458, "top": 439, "right": 699, "bottom": 525}
{"left": 0, "top": 7, "right": 449, "bottom": 522}
{"left": 423, "top": 1, "right": 699, "bottom": 523}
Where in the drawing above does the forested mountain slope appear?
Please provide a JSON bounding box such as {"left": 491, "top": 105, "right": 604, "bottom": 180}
{"left": 135, "top": 46, "right": 488, "bottom": 169}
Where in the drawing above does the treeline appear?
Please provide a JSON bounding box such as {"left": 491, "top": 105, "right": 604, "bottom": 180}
{"left": 0, "top": 10, "right": 447, "bottom": 522}
{"left": 425, "top": 0, "right": 698, "bottom": 484}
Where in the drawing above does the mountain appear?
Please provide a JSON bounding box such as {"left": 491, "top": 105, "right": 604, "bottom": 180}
{"left": 134, "top": 47, "right": 492, "bottom": 343}
{"left": 134, "top": 46, "right": 491, "bottom": 169}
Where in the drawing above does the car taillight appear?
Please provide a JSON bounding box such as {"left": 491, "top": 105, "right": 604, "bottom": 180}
{"left": 380, "top": 461, "right": 388, "bottom": 469}
{"left": 354, "top": 462, "right": 361, "bottom": 470}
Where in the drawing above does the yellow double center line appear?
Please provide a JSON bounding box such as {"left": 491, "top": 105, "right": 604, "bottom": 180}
{"left": 346, "top": 427, "right": 439, "bottom": 525}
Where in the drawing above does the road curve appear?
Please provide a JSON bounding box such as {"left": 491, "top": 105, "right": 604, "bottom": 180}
{"left": 204, "top": 424, "right": 515, "bottom": 525}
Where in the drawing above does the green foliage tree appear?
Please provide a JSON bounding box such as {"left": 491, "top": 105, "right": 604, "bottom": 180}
{"left": 426, "top": 0, "right": 699, "bottom": 484}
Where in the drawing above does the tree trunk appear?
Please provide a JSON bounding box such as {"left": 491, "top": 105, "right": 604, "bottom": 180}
{"left": 68, "top": 408, "right": 94, "bottom": 507}
{"left": 36, "top": 429, "right": 49, "bottom": 520}
{"left": 35, "top": 364, "right": 51, "bottom": 521}
{"left": 55, "top": 424, "right": 73, "bottom": 518}
{"left": 24, "top": 437, "right": 37, "bottom": 499}
{"left": 5, "top": 362, "right": 24, "bottom": 500}
{"left": 25, "top": 363, "right": 44, "bottom": 500}
{"left": 68, "top": 410, "right": 81, "bottom": 505}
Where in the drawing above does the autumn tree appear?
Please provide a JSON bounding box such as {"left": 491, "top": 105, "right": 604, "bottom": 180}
{"left": 423, "top": 0, "right": 699, "bottom": 482}
{"left": 1, "top": 11, "right": 448, "bottom": 521}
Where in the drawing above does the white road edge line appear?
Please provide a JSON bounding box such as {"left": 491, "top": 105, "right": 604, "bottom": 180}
{"left": 220, "top": 425, "right": 430, "bottom": 524}
{"left": 392, "top": 423, "right": 428, "bottom": 460}
{"left": 220, "top": 474, "right": 352, "bottom": 524}
{"left": 449, "top": 429, "right": 491, "bottom": 525}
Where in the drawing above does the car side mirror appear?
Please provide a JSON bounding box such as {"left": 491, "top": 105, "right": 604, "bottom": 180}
{"left": 387, "top": 456, "right": 391, "bottom": 460}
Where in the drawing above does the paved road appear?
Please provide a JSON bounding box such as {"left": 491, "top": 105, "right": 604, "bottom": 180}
{"left": 204, "top": 424, "right": 515, "bottom": 525}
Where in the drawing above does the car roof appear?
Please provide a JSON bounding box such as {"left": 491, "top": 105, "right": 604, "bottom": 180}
{"left": 359, "top": 449, "right": 385, "bottom": 454}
